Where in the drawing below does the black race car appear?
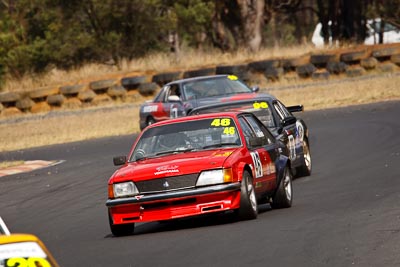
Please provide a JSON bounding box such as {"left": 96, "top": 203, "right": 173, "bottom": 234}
{"left": 189, "top": 94, "right": 311, "bottom": 177}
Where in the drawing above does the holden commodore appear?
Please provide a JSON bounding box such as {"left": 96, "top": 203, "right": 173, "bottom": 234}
{"left": 107, "top": 112, "right": 293, "bottom": 236}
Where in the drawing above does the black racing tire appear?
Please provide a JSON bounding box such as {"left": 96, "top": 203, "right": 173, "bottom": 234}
{"left": 89, "top": 79, "right": 117, "bottom": 91}
{"left": 296, "top": 63, "right": 317, "bottom": 78}
{"left": 183, "top": 68, "right": 215, "bottom": 78}
{"left": 108, "top": 213, "right": 135, "bottom": 237}
{"left": 151, "top": 71, "right": 181, "bottom": 86}
{"left": 391, "top": 54, "right": 400, "bottom": 66}
{"left": 0, "top": 91, "right": 21, "bottom": 103}
{"left": 47, "top": 94, "right": 66, "bottom": 106}
{"left": 138, "top": 83, "right": 159, "bottom": 96}
{"left": 372, "top": 46, "right": 400, "bottom": 59}
{"left": 236, "top": 170, "right": 258, "bottom": 220}
{"left": 296, "top": 138, "right": 312, "bottom": 177}
{"left": 59, "top": 84, "right": 85, "bottom": 97}
{"left": 311, "top": 71, "right": 330, "bottom": 80}
{"left": 340, "top": 50, "right": 367, "bottom": 63}
{"left": 326, "top": 61, "right": 348, "bottom": 74}
{"left": 346, "top": 67, "right": 365, "bottom": 77}
{"left": 360, "top": 57, "right": 378, "bottom": 70}
{"left": 247, "top": 59, "right": 280, "bottom": 72}
{"left": 271, "top": 166, "right": 293, "bottom": 209}
{"left": 310, "top": 53, "right": 338, "bottom": 68}
{"left": 121, "top": 75, "right": 147, "bottom": 90}
{"left": 282, "top": 56, "right": 310, "bottom": 71}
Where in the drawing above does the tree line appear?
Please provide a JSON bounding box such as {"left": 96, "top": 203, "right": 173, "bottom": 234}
{"left": 0, "top": 0, "right": 399, "bottom": 89}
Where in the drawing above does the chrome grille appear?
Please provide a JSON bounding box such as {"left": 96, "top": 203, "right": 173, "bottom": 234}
{"left": 135, "top": 173, "right": 198, "bottom": 193}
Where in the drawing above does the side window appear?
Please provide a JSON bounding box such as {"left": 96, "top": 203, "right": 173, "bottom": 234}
{"left": 277, "top": 101, "right": 292, "bottom": 117}
{"left": 154, "top": 86, "right": 168, "bottom": 102}
{"left": 238, "top": 117, "right": 255, "bottom": 147}
{"left": 244, "top": 115, "right": 274, "bottom": 145}
{"left": 273, "top": 102, "right": 285, "bottom": 120}
{"left": 168, "top": 85, "right": 181, "bottom": 98}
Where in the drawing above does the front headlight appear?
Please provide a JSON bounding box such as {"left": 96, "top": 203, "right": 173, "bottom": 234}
{"left": 113, "top": 182, "right": 139, "bottom": 198}
{"left": 196, "top": 168, "right": 233, "bottom": 186}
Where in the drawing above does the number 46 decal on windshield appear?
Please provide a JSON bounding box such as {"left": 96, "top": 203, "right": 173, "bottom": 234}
{"left": 211, "top": 119, "right": 235, "bottom": 135}
{"left": 211, "top": 118, "right": 231, "bottom": 127}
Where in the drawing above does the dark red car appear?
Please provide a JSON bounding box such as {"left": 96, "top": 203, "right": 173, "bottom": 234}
{"left": 107, "top": 112, "right": 293, "bottom": 236}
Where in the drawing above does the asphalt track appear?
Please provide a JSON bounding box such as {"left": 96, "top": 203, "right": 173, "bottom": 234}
{"left": 1, "top": 100, "right": 399, "bottom": 267}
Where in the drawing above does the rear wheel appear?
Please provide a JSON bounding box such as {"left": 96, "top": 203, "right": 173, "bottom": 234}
{"left": 146, "top": 117, "right": 156, "bottom": 127}
{"left": 296, "top": 138, "right": 312, "bottom": 177}
{"left": 108, "top": 213, "right": 135, "bottom": 237}
{"left": 271, "top": 167, "right": 293, "bottom": 209}
{"left": 237, "top": 170, "right": 258, "bottom": 220}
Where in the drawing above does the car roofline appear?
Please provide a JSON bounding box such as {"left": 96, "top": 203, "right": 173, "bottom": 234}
{"left": 188, "top": 95, "right": 277, "bottom": 115}
{"left": 143, "top": 111, "right": 251, "bottom": 129}
{"left": 165, "top": 74, "right": 232, "bottom": 85}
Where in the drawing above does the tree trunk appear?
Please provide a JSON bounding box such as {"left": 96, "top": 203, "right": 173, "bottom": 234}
{"left": 237, "top": 0, "right": 265, "bottom": 52}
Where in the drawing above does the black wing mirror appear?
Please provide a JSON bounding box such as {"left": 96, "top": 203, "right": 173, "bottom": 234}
{"left": 251, "top": 86, "right": 260, "bottom": 93}
{"left": 113, "top": 156, "right": 126, "bottom": 166}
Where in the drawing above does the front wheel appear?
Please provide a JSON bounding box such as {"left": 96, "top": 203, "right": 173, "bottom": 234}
{"left": 271, "top": 167, "right": 293, "bottom": 209}
{"left": 109, "top": 213, "right": 135, "bottom": 237}
{"left": 236, "top": 170, "right": 258, "bottom": 220}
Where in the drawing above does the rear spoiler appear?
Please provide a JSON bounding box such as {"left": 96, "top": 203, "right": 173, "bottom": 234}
{"left": 287, "top": 105, "right": 304, "bottom": 113}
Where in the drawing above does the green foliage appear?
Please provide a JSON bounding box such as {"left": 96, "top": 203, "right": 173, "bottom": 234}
{"left": 174, "top": 0, "right": 214, "bottom": 46}
{"left": 0, "top": 0, "right": 397, "bottom": 85}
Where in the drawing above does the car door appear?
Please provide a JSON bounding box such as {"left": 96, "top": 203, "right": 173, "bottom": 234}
{"left": 160, "top": 84, "right": 186, "bottom": 120}
{"left": 238, "top": 115, "right": 277, "bottom": 195}
{"left": 272, "top": 100, "right": 301, "bottom": 167}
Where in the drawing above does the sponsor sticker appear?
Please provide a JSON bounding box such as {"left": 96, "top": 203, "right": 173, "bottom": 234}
{"left": 253, "top": 102, "right": 269, "bottom": 109}
{"left": 154, "top": 165, "right": 179, "bottom": 175}
{"left": 143, "top": 105, "right": 158, "bottom": 113}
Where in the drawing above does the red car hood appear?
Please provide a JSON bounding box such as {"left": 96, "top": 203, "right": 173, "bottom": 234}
{"left": 111, "top": 148, "right": 238, "bottom": 183}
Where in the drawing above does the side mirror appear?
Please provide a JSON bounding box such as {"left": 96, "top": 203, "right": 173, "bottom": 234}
{"left": 168, "top": 95, "right": 181, "bottom": 102}
{"left": 287, "top": 105, "right": 304, "bottom": 113}
{"left": 282, "top": 116, "right": 296, "bottom": 127}
{"left": 113, "top": 156, "right": 126, "bottom": 166}
{"left": 251, "top": 86, "right": 260, "bottom": 92}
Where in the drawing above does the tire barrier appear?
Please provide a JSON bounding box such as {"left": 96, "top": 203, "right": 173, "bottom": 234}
{"left": 0, "top": 43, "right": 399, "bottom": 117}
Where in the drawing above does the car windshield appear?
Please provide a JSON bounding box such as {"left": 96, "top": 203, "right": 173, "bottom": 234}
{"left": 129, "top": 117, "right": 242, "bottom": 162}
{"left": 182, "top": 76, "right": 252, "bottom": 100}
{"left": 192, "top": 101, "right": 276, "bottom": 128}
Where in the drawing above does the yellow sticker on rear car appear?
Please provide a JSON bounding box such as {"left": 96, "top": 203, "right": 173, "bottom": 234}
{"left": 253, "top": 102, "right": 268, "bottom": 109}
{"left": 227, "top": 75, "right": 238, "bottom": 80}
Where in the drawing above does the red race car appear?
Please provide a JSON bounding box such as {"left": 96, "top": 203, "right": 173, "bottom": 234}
{"left": 107, "top": 112, "right": 293, "bottom": 236}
